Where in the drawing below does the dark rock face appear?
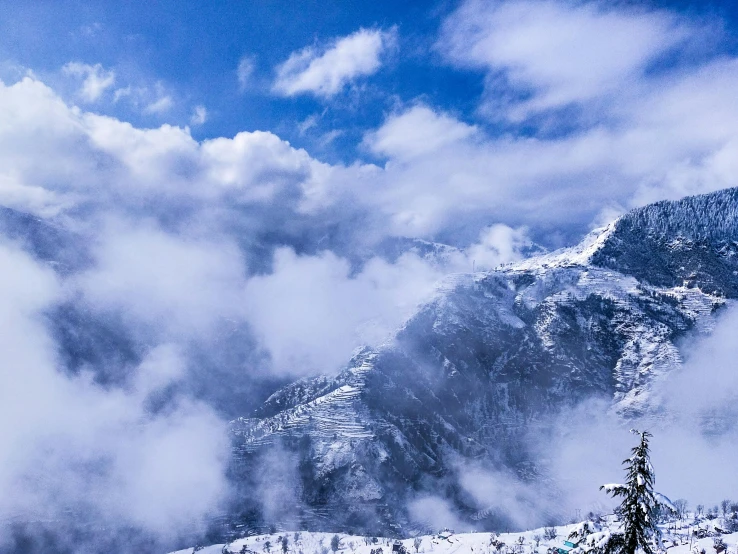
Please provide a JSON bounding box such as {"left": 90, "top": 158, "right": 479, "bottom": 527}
{"left": 226, "top": 188, "right": 738, "bottom": 537}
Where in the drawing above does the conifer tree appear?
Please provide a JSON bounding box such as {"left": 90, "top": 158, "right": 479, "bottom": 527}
{"left": 600, "top": 430, "right": 659, "bottom": 554}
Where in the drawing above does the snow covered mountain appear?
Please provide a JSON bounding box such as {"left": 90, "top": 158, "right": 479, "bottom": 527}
{"left": 224, "top": 188, "right": 738, "bottom": 537}
{"left": 5, "top": 188, "right": 737, "bottom": 548}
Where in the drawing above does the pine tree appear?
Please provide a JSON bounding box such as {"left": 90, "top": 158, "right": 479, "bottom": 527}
{"left": 600, "top": 430, "right": 659, "bottom": 554}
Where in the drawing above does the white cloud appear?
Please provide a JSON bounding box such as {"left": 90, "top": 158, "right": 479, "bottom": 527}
{"left": 357, "top": 37, "right": 738, "bottom": 235}
{"left": 0, "top": 77, "right": 342, "bottom": 217}
{"left": 8, "top": 33, "right": 738, "bottom": 248}
{"left": 365, "top": 105, "right": 478, "bottom": 160}
{"left": 318, "top": 129, "right": 344, "bottom": 147}
{"left": 113, "top": 85, "right": 132, "bottom": 102}
{"left": 200, "top": 129, "right": 318, "bottom": 203}
{"left": 0, "top": 241, "right": 229, "bottom": 546}
{"left": 298, "top": 113, "right": 319, "bottom": 135}
{"left": 4, "top": 16, "right": 738, "bottom": 387}
{"left": 237, "top": 55, "right": 256, "bottom": 89}
{"left": 239, "top": 225, "right": 528, "bottom": 376}
{"left": 76, "top": 222, "right": 249, "bottom": 339}
{"left": 242, "top": 247, "right": 444, "bottom": 375}
{"left": 456, "top": 461, "right": 565, "bottom": 530}
{"left": 408, "top": 496, "right": 465, "bottom": 531}
{"left": 0, "top": 77, "right": 102, "bottom": 216}
{"left": 190, "top": 104, "right": 208, "bottom": 126}
{"left": 0, "top": 82, "right": 530, "bottom": 380}
{"left": 273, "top": 28, "right": 394, "bottom": 98}
{"left": 438, "top": 0, "right": 689, "bottom": 121}
{"left": 62, "top": 61, "right": 116, "bottom": 102}
{"left": 464, "top": 224, "right": 530, "bottom": 270}
{"left": 145, "top": 94, "right": 173, "bottom": 114}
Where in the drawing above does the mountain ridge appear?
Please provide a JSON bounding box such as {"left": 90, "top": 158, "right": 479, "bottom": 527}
{"left": 225, "top": 187, "right": 738, "bottom": 538}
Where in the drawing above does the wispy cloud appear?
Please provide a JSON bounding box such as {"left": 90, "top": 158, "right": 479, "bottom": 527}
{"left": 273, "top": 27, "right": 395, "bottom": 98}
{"left": 62, "top": 61, "right": 116, "bottom": 102}
{"left": 190, "top": 104, "right": 208, "bottom": 126}
{"left": 438, "top": 0, "right": 691, "bottom": 122}
{"left": 145, "top": 94, "right": 173, "bottom": 114}
{"left": 237, "top": 55, "right": 256, "bottom": 90}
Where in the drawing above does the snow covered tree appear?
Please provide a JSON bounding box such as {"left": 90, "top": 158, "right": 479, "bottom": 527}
{"left": 600, "top": 430, "right": 662, "bottom": 554}
{"left": 672, "top": 499, "right": 688, "bottom": 520}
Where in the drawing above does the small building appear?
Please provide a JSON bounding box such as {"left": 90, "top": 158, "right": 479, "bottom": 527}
{"left": 556, "top": 539, "right": 578, "bottom": 554}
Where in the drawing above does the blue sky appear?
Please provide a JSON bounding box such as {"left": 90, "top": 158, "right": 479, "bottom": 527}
{"left": 1, "top": 0, "right": 479, "bottom": 162}
{"left": 3, "top": 0, "right": 737, "bottom": 165}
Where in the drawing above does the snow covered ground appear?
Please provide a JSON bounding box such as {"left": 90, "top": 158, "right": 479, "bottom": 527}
{"left": 170, "top": 515, "right": 738, "bottom": 554}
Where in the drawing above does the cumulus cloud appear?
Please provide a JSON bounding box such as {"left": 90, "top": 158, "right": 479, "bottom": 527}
{"left": 0, "top": 77, "right": 348, "bottom": 219}
{"left": 240, "top": 225, "right": 529, "bottom": 375}
{"left": 4, "top": 3, "right": 738, "bottom": 247}
{"left": 364, "top": 105, "right": 478, "bottom": 160}
{"left": 0, "top": 78, "right": 536, "bottom": 541}
{"left": 273, "top": 28, "right": 395, "bottom": 98}
{"left": 62, "top": 61, "right": 116, "bottom": 102}
{"left": 340, "top": 0, "right": 724, "bottom": 238}
{"left": 359, "top": 51, "right": 738, "bottom": 236}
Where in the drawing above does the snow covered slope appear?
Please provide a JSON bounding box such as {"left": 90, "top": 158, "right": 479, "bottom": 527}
{"left": 172, "top": 516, "right": 738, "bottom": 554}
{"left": 222, "top": 188, "right": 738, "bottom": 538}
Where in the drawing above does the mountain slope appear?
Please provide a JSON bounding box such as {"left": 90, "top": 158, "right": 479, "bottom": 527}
{"left": 225, "top": 188, "right": 738, "bottom": 537}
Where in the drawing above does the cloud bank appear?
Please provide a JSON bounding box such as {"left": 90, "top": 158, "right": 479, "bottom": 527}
{"left": 0, "top": 240, "right": 230, "bottom": 552}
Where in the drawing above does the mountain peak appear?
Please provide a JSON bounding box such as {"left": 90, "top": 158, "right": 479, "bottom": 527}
{"left": 507, "top": 187, "right": 738, "bottom": 296}
{"left": 590, "top": 187, "right": 738, "bottom": 295}
{"left": 616, "top": 187, "right": 738, "bottom": 242}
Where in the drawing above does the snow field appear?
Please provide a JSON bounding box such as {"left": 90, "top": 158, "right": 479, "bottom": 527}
{"left": 171, "top": 515, "right": 738, "bottom": 554}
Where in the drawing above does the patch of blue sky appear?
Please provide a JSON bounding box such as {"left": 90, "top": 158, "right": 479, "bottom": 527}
{"left": 1, "top": 0, "right": 738, "bottom": 165}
